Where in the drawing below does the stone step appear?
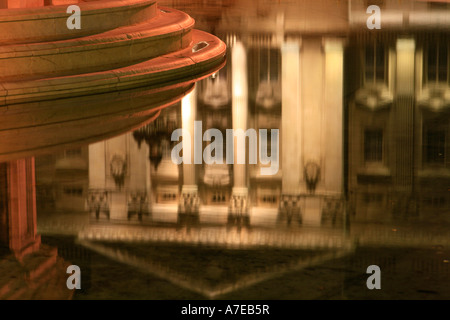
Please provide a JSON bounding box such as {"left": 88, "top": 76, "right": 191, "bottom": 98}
{"left": 78, "top": 225, "right": 351, "bottom": 250}
{"left": 0, "top": 246, "right": 59, "bottom": 300}
{"left": 0, "top": 0, "right": 158, "bottom": 44}
{"left": 0, "top": 259, "right": 25, "bottom": 300}
{"left": 21, "top": 245, "right": 58, "bottom": 282}
{"left": 0, "top": 258, "right": 71, "bottom": 300}
{"left": 0, "top": 29, "right": 226, "bottom": 105}
{"left": 0, "top": 7, "right": 194, "bottom": 79}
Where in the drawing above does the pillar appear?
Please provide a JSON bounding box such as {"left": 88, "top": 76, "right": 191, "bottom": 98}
{"left": 394, "top": 39, "right": 415, "bottom": 193}
{"left": 87, "top": 141, "right": 111, "bottom": 220}
{"left": 128, "top": 133, "right": 150, "bottom": 220}
{"left": 179, "top": 86, "right": 200, "bottom": 215}
{"left": 321, "top": 38, "right": 346, "bottom": 226}
{"left": 323, "top": 38, "right": 344, "bottom": 195}
{"left": 0, "top": 158, "right": 41, "bottom": 260}
{"left": 279, "top": 40, "right": 302, "bottom": 223}
{"left": 229, "top": 41, "right": 249, "bottom": 219}
{"left": 393, "top": 38, "right": 416, "bottom": 215}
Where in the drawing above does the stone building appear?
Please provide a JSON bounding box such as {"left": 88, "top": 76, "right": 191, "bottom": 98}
{"left": 20, "top": 0, "right": 448, "bottom": 227}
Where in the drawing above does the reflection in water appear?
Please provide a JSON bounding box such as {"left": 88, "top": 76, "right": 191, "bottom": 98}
{"left": 2, "top": 0, "right": 450, "bottom": 300}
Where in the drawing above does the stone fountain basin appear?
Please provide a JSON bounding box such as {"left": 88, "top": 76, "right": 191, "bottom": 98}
{"left": 0, "top": 0, "right": 157, "bottom": 44}
{"left": 0, "top": 7, "right": 194, "bottom": 79}
{"left": 0, "top": 29, "right": 226, "bottom": 105}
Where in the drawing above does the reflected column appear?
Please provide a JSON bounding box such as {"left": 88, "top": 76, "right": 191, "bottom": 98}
{"left": 323, "top": 38, "right": 345, "bottom": 223}
{"left": 229, "top": 41, "right": 249, "bottom": 223}
{"left": 394, "top": 38, "right": 416, "bottom": 214}
{"left": 279, "top": 40, "right": 302, "bottom": 224}
{"left": 179, "top": 86, "right": 200, "bottom": 217}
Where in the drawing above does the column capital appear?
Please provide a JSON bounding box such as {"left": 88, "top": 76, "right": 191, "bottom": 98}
{"left": 281, "top": 38, "right": 302, "bottom": 53}
{"left": 396, "top": 38, "right": 415, "bottom": 51}
{"left": 322, "top": 37, "right": 346, "bottom": 52}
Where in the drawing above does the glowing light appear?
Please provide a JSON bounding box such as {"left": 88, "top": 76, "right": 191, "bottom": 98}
{"left": 232, "top": 42, "right": 247, "bottom": 99}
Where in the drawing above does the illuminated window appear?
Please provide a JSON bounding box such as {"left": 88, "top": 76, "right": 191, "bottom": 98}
{"left": 364, "top": 129, "right": 383, "bottom": 163}
{"left": 424, "top": 41, "right": 449, "bottom": 84}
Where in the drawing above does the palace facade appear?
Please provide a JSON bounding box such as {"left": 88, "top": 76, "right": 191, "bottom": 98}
{"left": 36, "top": 0, "right": 450, "bottom": 226}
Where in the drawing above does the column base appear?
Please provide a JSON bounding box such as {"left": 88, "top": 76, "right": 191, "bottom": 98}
{"left": 10, "top": 236, "right": 41, "bottom": 262}
{"left": 127, "top": 191, "right": 149, "bottom": 221}
{"left": 278, "top": 193, "right": 302, "bottom": 225}
{"left": 178, "top": 185, "right": 200, "bottom": 215}
{"left": 321, "top": 197, "right": 345, "bottom": 226}
{"left": 87, "top": 190, "right": 110, "bottom": 221}
{"left": 228, "top": 187, "right": 249, "bottom": 226}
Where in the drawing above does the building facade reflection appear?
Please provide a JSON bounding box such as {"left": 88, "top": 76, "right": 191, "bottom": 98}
{"left": 33, "top": 0, "right": 450, "bottom": 229}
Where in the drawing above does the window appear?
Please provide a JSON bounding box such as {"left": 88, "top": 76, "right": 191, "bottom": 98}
{"left": 424, "top": 130, "right": 446, "bottom": 165}
{"left": 364, "top": 44, "right": 387, "bottom": 84}
{"left": 364, "top": 129, "right": 383, "bottom": 162}
{"left": 424, "top": 41, "right": 449, "bottom": 84}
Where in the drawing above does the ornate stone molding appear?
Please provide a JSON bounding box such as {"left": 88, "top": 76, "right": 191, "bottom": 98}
{"left": 127, "top": 191, "right": 149, "bottom": 221}
{"left": 229, "top": 188, "right": 249, "bottom": 216}
{"left": 304, "top": 161, "right": 321, "bottom": 194}
{"left": 355, "top": 84, "right": 393, "bottom": 111}
{"left": 179, "top": 186, "right": 200, "bottom": 215}
{"left": 87, "top": 190, "right": 110, "bottom": 220}
{"left": 321, "top": 197, "right": 344, "bottom": 226}
{"left": 110, "top": 154, "right": 127, "bottom": 189}
{"left": 278, "top": 194, "right": 302, "bottom": 225}
{"left": 418, "top": 84, "right": 450, "bottom": 112}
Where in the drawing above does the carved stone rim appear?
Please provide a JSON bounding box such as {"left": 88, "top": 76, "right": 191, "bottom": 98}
{"left": 355, "top": 84, "right": 393, "bottom": 111}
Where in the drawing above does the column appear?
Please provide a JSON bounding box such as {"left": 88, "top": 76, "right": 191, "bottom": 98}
{"left": 88, "top": 142, "right": 106, "bottom": 190}
{"left": 128, "top": 133, "right": 150, "bottom": 220}
{"left": 323, "top": 38, "right": 344, "bottom": 195}
{"left": 322, "top": 38, "right": 345, "bottom": 226}
{"left": 179, "top": 86, "right": 199, "bottom": 215}
{"left": 279, "top": 40, "right": 302, "bottom": 224}
{"left": 229, "top": 41, "right": 249, "bottom": 219}
{"left": 87, "top": 142, "right": 110, "bottom": 220}
{"left": 1, "top": 158, "right": 41, "bottom": 260}
{"left": 394, "top": 38, "right": 416, "bottom": 213}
